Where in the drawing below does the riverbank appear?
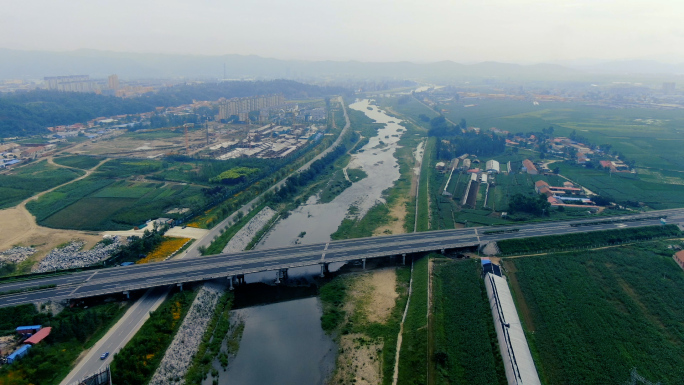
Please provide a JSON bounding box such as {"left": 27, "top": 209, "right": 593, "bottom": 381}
{"left": 321, "top": 263, "right": 411, "bottom": 385}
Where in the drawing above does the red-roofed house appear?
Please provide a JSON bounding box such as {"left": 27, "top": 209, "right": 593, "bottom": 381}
{"left": 577, "top": 152, "right": 589, "bottom": 164}
{"left": 522, "top": 159, "right": 538, "bottom": 175}
{"left": 534, "top": 180, "right": 549, "bottom": 193}
{"left": 24, "top": 327, "right": 51, "bottom": 345}
{"left": 674, "top": 250, "right": 684, "bottom": 270}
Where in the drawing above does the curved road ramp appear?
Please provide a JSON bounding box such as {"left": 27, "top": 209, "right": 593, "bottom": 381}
{"left": 485, "top": 272, "right": 541, "bottom": 385}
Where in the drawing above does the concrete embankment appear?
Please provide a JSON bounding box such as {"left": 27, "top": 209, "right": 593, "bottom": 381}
{"left": 222, "top": 207, "right": 277, "bottom": 253}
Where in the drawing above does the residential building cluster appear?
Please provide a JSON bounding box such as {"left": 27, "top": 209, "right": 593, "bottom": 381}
{"left": 534, "top": 180, "right": 596, "bottom": 208}
{"left": 218, "top": 94, "right": 285, "bottom": 122}
{"left": 0, "top": 142, "right": 58, "bottom": 169}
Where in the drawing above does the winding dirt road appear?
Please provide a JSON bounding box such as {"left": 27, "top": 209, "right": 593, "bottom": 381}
{"left": 0, "top": 158, "right": 111, "bottom": 262}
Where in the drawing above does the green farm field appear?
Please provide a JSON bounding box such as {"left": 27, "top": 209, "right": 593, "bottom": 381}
{"left": 0, "top": 160, "right": 84, "bottom": 209}
{"left": 439, "top": 100, "right": 684, "bottom": 173}
{"left": 53, "top": 155, "right": 103, "bottom": 170}
{"left": 28, "top": 178, "right": 205, "bottom": 230}
{"left": 505, "top": 242, "right": 684, "bottom": 385}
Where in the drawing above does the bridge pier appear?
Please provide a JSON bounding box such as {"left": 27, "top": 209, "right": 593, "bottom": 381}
{"left": 123, "top": 291, "right": 129, "bottom": 299}
{"left": 236, "top": 274, "right": 245, "bottom": 285}
{"left": 402, "top": 254, "right": 406, "bottom": 265}
{"left": 441, "top": 249, "right": 445, "bottom": 254}
{"left": 362, "top": 258, "right": 366, "bottom": 270}
{"left": 275, "top": 268, "right": 288, "bottom": 284}
{"left": 177, "top": 283, "right": 183, "bottom": 291}
{"left": 320, "top": 263, "right": 329, "bottom": 277}
{"left": 228, "top": 275, "right": 234, "bottom": 290}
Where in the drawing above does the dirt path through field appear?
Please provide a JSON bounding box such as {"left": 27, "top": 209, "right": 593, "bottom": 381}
{"left": 0, "top": 158, "right": 111, "bottom": 263}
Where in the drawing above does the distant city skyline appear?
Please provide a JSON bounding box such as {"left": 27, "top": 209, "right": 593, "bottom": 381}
{"left": 2, "top": 0, "right": 684, "bottom": 64}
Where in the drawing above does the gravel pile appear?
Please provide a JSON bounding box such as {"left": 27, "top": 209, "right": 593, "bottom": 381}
{"left": 149, "top": 283, "right": 225, "bottom": 385}
{"left": 222, "top": 207, "right": 277, "bottom": 253}
{"left": 0, "top": 246, "right": 36, "bottom": 265}
{"left": 32, "top": 238, "right": 122, "bottom": 273}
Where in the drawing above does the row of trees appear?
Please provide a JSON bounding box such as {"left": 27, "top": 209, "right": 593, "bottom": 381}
{"left": 428, "top": 116, "right": 506, "bottom": 158}
{"left": 270, "top": 143, "right": 348, "bottom": 203}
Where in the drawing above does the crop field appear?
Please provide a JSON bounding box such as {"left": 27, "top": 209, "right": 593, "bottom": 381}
{"left": 505, "top": 242, "right": 684, "bottom": 384}
{"left": 432, "top": 259, "right": 506, "bottom": 385}
{"left": 53, "top": 155, "right": 102, "bottom": 170}
{"left": 28, "top": 177, "right": 205, "bottom": 230}
{"left": 557, "top": 162, "right": 684, "bottom": 209}
{"left": 439, "top": 99, "right": 684, "bottom": 172}
{"left": 0, "top": 160, "right": 84, "bottom": 208}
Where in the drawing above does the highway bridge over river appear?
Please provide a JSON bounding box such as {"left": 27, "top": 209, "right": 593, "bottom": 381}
{"left": 1, "top": 208, "right": 683, "bottom": 308}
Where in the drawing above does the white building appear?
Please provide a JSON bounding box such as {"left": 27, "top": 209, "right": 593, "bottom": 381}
{"left": 485, "top": 159, "right": 500, "bottom": 174}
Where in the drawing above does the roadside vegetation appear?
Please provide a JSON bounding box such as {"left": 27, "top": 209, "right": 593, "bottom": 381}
{"left": 137, "top": 236, "right": 191, "bottom": 264}
{"left": 504, "top": 241, "right": 684, "bottom": 384}
{"left": 0, "top": 301, "right": 129, "bottom": 385}
{"left": 111, "top": 288, "right": 197, "bottom": 385}
{"left": 497, "top": 224, "right": 681, "bottom": 255}
{"left": 432, "top": 258, "right": 506, "bottom": 385}
{"left": 396, "top": 256, "right": 429, "bottom": 385}
{"left": 184, "top": 291, "right": 242, "bottom": 384}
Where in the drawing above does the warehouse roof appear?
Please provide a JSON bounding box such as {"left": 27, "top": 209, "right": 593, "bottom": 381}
{"left": 25, "top": 327, "right": 51, "bottom": 345}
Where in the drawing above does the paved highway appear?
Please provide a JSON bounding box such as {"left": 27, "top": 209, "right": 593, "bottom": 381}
{"left": 1, "top": 208, "right": 682, "bottom": 308}
{"left": 59, "top": 286, "right": 170, "bottom": 385}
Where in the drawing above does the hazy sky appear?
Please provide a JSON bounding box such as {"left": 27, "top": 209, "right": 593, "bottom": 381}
{"left": 2, "top": 0, "right": 682, "bottom": 63}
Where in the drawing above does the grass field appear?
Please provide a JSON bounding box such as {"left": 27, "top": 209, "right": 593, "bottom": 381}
{"left": 432, "top": 259, "right": 506, "bottom": 385}
{"left": 52, "top": 155, "right": 102, "bottom": 169}
{"left": 505, "top": 242, "right": 684, "bottom": 384}
{"left": 0, "top": 160, "right": 84, "bottom": 208}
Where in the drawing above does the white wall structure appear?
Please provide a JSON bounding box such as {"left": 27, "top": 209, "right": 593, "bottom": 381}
{"left": 484, "top": 273, "right": 542, "bottom": 385}
{"left": 486, "top": 159, "right": 500, "bottom": 173}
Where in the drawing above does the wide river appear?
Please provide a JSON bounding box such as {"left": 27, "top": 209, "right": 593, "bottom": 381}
{"left": 212, "top": 99, "right": 406, "bottom": 385}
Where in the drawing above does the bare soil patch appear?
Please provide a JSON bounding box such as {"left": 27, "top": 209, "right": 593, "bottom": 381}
{"left": 0, "top": 206, "right": 102, "bottom": 266}
{"left": 332, "top": 334, "right": 382, "bottom": 385}
{"left": 333, "top": 268, "right": 399, "bottom": 384}
{"left": 373, "top": 197, "right": 408, "bottom": 237}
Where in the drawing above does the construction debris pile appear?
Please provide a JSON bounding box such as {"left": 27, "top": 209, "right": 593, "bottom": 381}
{"left": 0, "top": 246, "right": 36, "bottom": 266}
{"left": 32, "top": 238, "right": 122, "bottom": 273}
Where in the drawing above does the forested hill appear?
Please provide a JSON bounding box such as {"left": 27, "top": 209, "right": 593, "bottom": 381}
{"left": 0, "top": 80, "right": 348, "bottom": 138}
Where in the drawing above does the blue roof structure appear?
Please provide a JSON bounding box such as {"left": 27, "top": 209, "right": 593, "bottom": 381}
{"left": 16, "top": 325, "right": 42, "bottom": 333}
{"left": 7, "top": 345, "right": 31, "bottom": 363}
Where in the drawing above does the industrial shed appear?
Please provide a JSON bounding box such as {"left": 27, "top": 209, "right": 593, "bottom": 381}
{"left": 24, "top": 327, "right": 52, "bottom": 345}
{"left": 6, "top": 345, "right": 31, "bottom": 364}
{"left": 15, "top": 325, "right": 42, "bottom": 335}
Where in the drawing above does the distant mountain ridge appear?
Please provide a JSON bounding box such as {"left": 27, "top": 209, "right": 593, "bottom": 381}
{"left": 1, "top": 48, "right": 581, "bottom": 80}
{"left": 2, "top": 49, "right": 683, "bottom": 81}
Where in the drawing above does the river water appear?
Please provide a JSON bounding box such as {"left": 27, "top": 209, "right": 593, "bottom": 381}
{"left": 212, "top": 99, "right": 405, "bottom": 385}
{"left": 258, "top": 99, "right": 405, "bottom": 247}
